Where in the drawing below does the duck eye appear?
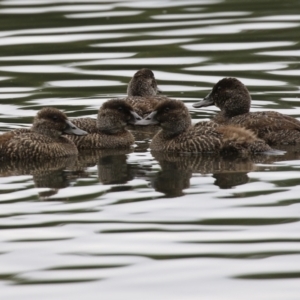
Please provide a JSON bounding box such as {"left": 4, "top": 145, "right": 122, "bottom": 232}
{"left": 52, "top": 115, "right": 58, "bottom": 121}
{"left": 164, "top": 107, "right": 170, "bottom": 113}
{"left": 118, "top": 106, "right": 123, "bottom": 111}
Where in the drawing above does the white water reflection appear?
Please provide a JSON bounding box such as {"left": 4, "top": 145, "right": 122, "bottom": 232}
{"left": 182, "top": 41, "right": 295, "bottom": 51}
{"left": 259, "top": 50, "right": 300, "bottom": 56}
{"left": 72, "top": 57, "right": 207, "bottom": 66}
{"left": 0, "top": 93, "right": 33, "bottom": 99}
{"left": 0, "top": 5, "right": 114, "bottom": 14}
{"left": 245, "top": 15, "right": 300, "bottom": 21}
{"left": 0, "top": 87, "right": 36, "bottom": 92}
{"left": 0, "top": 53, "right": 136, "bottom": 61}
{"left": 0, "top": 76, "right": 11, "bottom": 81}
{"left": 122, "top": 0, "right": 221, "bottom": 8}
{"left": 28, "top": 97, "right": 109, "bottom": 107}
{"left": 0, "top": 65, "right": 76, "bottom": 73}
{"left": 0, "top": 0, "right": 115, "bottom": 4}
{"left": 0, "top": 33, "right": 132, "bottom": 46}
{"left": 268, "top": 70, "right": 300, "bottom": 76}
{"left": 185, "top": 62, "right": 288, "bottom": 71}
{"left": 152, "top": 11, "right": 251, "bottom": 20}
{"left": 48, "top": 79, "right": 124, "bottom": 87}
{"left": 0, "top": 105, "right": 36, "bottom": 119}
{"left": 151, "top": 22, "right": 300, "bottom": 36}
{"left": 93, "top": 38, "right": 196, "bottom": 48}
{"left": 159, "top": 85, "right": 206, "bottom": 92}
{"left": 66, "top": 10, "right": 143, "bottom": 19}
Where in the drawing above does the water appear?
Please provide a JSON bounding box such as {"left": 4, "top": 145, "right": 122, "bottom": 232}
{"left": 0, "top": 0, "right": 300, "bottom": 299}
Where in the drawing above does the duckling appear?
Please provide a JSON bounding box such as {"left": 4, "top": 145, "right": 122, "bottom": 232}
{"left": 0, "top": 107, "right": 87, "bottom": 160}
{"left": 69, "top": 99, "right": 142, "bottom": 149}
{"left": 135, "top": 99, "right": 272, "bottom": 154}
{"left": 192, "top": 77, "right": 300, "bottom": 145}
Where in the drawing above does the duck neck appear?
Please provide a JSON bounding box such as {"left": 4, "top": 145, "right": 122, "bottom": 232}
{"left": 97, "top": 115, "right": 126, "bottom": 135}
{"left": 31, "top": 123, "right": 61, "bottom": 138}
{"left": 223, "top": 95, "right": 251, "bottom": 118}
{"left": 161, "top": 115, "right": 191, "bottom": 138}
{"left": 127, "top": 80, "right": 156, "bottom": 97}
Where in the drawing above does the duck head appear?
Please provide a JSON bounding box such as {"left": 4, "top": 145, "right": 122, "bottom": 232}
{"left": 97, "top": 99, "right": 142, "bottom": 133}
{"left": 193, "top": 77, "right": 251, "bottom": 117}
{"left": 127, "top": 68, "right": 161, "bottom": 97}
{"left": 136, "top": 99, "right": 191, "bottom": 135}
{"left": 32, "top": 107, "right": 87, "bottom": 137}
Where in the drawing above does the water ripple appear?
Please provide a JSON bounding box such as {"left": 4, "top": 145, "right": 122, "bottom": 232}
{"left": 0, "top": 0, "right": 300, "bottom": 298}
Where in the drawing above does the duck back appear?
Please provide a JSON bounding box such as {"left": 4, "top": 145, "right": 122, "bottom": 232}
{"left": 71, "top": 118, "right": 98, "bottom": 133}
{"left": 0, "top": 131, "right": 78, "bottom": 160}
{"left": 214, "top": 111, "right": 300, "bottom": 145}
{"left": 69, "top": 131, "right": 134, "bottom": 149}
{"left": 151, "top": 121, "right": 270, "bottom": 154}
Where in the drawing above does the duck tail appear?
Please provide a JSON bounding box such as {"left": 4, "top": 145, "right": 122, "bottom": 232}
{"left": 217, "top": 125, "right": 271, "bottom": 154}
{"left": 217, "top": 125, "right": 257, "bottom": 143}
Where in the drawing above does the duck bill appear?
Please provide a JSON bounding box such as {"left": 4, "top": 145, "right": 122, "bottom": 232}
{"left": 135, "top": 111, "right": 159, "bottom": 125}
{"left": 192, "top": 91, "right": 214, "bottom": 108}
{"left": 128, "top": 111, "right": 143, "bottom": 125}
{"left": 64, "top": 120, "right": 88, "bottom": 136}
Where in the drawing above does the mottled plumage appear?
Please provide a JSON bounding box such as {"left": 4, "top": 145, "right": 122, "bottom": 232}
{"left": 193, "top": 77, "right": 300, "bottom": 145}
{"left": 0, "top": 107, "right": 87, "bottom": 160}
{"left": 124, "top": 68, "right": 170, "bottom": 118}
{"left": 69, "top": 99, "right": 141, "bottom": 149}
{"left": 136, "top": 99, "right": 272, "bottom": 154}
{"left": 125, "top": 95, "right": 170, "bottom": 118}
{"left": 127, "top": 68, "right": 160, "bottom": 97}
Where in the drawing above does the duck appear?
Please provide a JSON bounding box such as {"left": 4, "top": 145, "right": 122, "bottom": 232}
{"left": 125, "top": 68, "right": 170, "bottom": 118}
{"left": 0, "top": 107, "right": 87, "bottom": 160}
{"left": 135, "top": 99, "right": 272, "bottom": 155}
{"left": 127, "top": 68, "right": 160, "bottom": 97}
{"left": 192, "top": 77, "right": 300, "bottom": 145}
{"left": 68, "top": 99, "right": 142, "bottom": 149}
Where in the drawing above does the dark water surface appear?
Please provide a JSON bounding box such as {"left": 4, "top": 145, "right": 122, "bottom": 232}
{"left": 1, "top": 0, "right": 300, "bottom": 299}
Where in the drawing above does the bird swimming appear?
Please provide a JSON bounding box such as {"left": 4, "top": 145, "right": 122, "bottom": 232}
{"left": 192, "top": 77, "right": 300, "bottom": 145}
{"left": 0, "top": 107, "right": 87, "bottom": 160}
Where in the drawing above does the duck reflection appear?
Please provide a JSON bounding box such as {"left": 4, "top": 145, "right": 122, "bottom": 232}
{"left": 0, "top": 157, "right": 75, "bottom": 199}
{"left": 98, "top": 150, "right": 134, "bottom": 184}
{"left": 150, "top": 152, "right": 257, "bottom": 195}
{"left": 150, "top": 148, "right": 300, "bottom": 196}
{"left": 70, "top": 149, "right": 134, "bottom": 185}
{"left": 0, "top": 149, "right": 135, "bottom": 200}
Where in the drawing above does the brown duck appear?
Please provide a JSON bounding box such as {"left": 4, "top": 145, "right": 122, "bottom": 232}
{"left": 69, "top": 99, "right": 142, "bottom": 149}
{"left": 127, "top": 68, "right": 160, "bottom": 97}
{"left": 0, "top": 107, "right": 87, "bottom": 160}
{"left": 192, "top": 77, "right": 300, "bottom": 145}
{"left": 135, "top": 99, "right": 272, "bottom": 155}
{"left": 125, "top": 68, "right": 170, "bottom": 118}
